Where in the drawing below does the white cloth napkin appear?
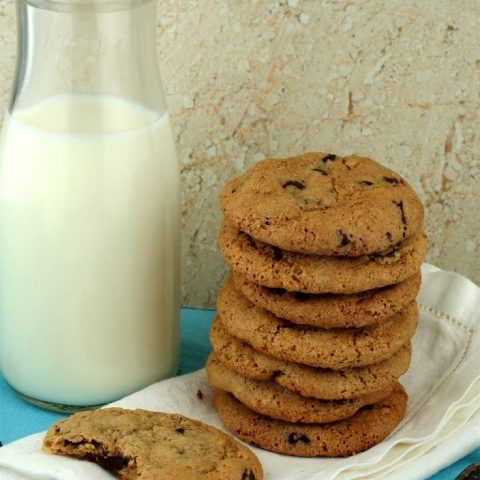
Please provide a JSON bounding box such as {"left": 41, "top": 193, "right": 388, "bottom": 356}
{"left": 0, "top": 263, "right": 479, "bottom": 480}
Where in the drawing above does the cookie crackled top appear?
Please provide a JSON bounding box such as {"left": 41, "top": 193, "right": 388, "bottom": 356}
{"left": 220, "top": 153, "right": 424, "bottom": 256}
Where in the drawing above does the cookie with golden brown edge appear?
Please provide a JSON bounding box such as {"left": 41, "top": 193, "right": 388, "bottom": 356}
{"left": 213, "top": 384, "right": 408, "bottom": 457}
{"left": 206, "top": 354, "right": 393, "bottom": 423}
{"left": 217, "top": 276, "right": 418, "bottom": 370}
{"left": 43, "top": 407, "right": 262, "bottom": 480}
{"left": 210, "top": 316, "right": 412, "bottom": 400}
{"left": 220, "top": 153, "right": 424, "bottom": 256}
{"left": 220, "top": 222, "right": 427, "bottom": 294}
{"left": 234, "top": 272, "right": 421, "bottom": 328}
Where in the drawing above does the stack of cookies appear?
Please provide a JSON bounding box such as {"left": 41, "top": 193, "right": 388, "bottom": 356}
{"left": 207, "top": 152, "right": 427, "bottom": 457}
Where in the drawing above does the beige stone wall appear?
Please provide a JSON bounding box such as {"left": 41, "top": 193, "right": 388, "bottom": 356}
{"left": 1, "top": 0, "right": 479, "bottom": 308}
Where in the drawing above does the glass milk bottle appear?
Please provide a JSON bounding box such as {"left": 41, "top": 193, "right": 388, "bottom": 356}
{"left": 0, "top": 0, "right": 180, "bottom": 411}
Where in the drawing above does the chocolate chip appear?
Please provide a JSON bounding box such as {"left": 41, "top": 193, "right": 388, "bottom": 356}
{"left": 455, "top": 464, "right": 480, "bottom": 480}
{"left": 293, "top": 291, "right": 309, "bottom": 301}
{"left": 356, "top": 291, "right": 374, "bottom": 302}
{"left": 358, "top": 403, "right": 376, "bottom": 412}
{"left": 312, "top": 167, "right": 328, "bottom": 176}
{"left": 393, "top": 200, "right": 408, "bottom": 237}
{"left": 287, "top": 432, "right": 311, "bottom": 445}
{"left": 282, "top": 180, "right": 306, "bottom": 190}
{"left": 338, "top": 230, "right": 352, "bottom": 246}
{"left": 175, "top": 427, "right": 185, "bottom": 434}
{"left": 241, "top": 469, "right": 256, "bottom": 480}
{"left": 196, "top": 389, "right": 203, "bottom": 400}
{"left": 271, "top": 247, "right": 284, "bottom": 261}
{"left": 241, "top": 232, "right": 256, "bottom": 249}
{"left": 383, "top": 176, "right": 403, "bottom": 185}
{"left": 384, "top": 247, "right": 397, "bottom": 257}
{"left": 103, "top": 455, "right": 129, "bottom": 472}
{"left": 386, "top": 231, "right": 392, "bottom": 241}
{"left": 369, "top": 244, "right": 400, "bottom": 261}
{"left": 321, "top": 154, "right": 337, "bottom": 162}
{"left": 359, "top": 180, "right": 374, "bottom": 186}
{"left": 273, "top": 288, "right": 287, "bottom": 296}
{"left": 370, "top": 250, "right": 392, "bottom": 261}
{"left": 271, "top": 370, "right": 284, "bottom": 380}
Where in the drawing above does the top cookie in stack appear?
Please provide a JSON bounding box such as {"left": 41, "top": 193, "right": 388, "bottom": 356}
{"left": 221, "top": 152, "right": 424, "bottom": 258}
{"left": 209, "top": 152, "right": 427, "bottom": 458}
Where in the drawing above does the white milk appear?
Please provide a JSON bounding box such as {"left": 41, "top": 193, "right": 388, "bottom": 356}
{"left": 0, "top": 94, "right": 180, "bottom": 406}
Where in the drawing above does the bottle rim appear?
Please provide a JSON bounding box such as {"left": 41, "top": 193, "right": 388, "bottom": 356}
{"left": 21, "top": 0, "right": 152, "bottom": 12}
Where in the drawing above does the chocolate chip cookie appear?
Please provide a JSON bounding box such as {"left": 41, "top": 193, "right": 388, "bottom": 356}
{"left": 217, "top": 276, "right": 418, "bottom": 369}
{"left": 214, "top": 383, "right": 408, "bottom": 457}
{"left": 206, "top": 353, "right": 392, "bottom": 423}
{"left": 220, "top": 222, "right": 427, "bottom": 294}
{"left": 43, "top": 407, "right": 263, "bottom": 480}
{"left": 210, "top": 316, "right": 412, "bottom": 399}
{"left": 234, "top": 272, "right": 421, "bottom": 328}
{"left": 220, "top": 153, "right": 424, "bottom": 256}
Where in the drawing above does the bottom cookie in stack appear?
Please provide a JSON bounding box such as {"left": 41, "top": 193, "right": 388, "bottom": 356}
{"left": 213, "top": 385, "right": 408, "bottom": 458}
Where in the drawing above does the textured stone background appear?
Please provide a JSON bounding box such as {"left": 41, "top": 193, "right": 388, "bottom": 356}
{"left": 1, "top": 0, "right": 479, "bottom": 308}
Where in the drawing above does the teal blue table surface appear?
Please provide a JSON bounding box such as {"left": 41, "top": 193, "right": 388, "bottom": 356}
{"left": 0, "top": 308, "right": 478, "bottom": 478}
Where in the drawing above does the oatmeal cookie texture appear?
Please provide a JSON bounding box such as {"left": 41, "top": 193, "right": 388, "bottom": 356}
{"left": 208, "top": 152, "right": 426, "bottom": 457}
{"left": 43, "top": 408, "right": 263, "bottom": 480}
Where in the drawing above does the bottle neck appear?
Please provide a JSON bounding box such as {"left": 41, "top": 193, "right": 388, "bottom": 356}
{"left": 11, "top": 0, "right": 166, "bottom": 115}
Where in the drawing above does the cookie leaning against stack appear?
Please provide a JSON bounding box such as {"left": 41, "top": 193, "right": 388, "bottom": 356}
{"left": 207, "top": 152, "right": 427, "bottom": 457}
